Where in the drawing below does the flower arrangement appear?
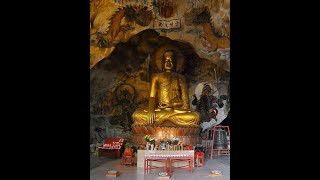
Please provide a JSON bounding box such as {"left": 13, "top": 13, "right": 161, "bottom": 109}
{"left": 144, "top": 135, "right": 150, "bottom": 142}
{"left": 172, "top": 139, "right": 180, "bottom": 145}
{"left": 149, "top": 138, "right": 156, "bottom": 145}
{"left": 167, "top": 139, "right": 172, "bottom": 145}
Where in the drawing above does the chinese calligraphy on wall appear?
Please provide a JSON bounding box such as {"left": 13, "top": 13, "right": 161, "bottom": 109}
{"left": 154, "top": 18, "right": 181, "bottom": 30}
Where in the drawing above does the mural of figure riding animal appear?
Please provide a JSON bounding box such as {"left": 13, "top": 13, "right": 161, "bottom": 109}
{"left": 184, "top": 6, "right": 230, "bottom": 51}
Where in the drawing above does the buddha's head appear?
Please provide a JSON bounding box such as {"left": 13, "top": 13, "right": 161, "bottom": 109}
{"left": 163, "top": 51, "right": 176, "bottom": 72}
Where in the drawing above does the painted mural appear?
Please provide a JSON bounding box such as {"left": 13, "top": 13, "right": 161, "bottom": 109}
{"left": 90, "top": 0, "right": 230, "bottom": 68}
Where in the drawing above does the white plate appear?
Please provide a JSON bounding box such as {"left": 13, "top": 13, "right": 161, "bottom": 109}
{"left": 212, "top": 170, "right": 221, "bottom": 174}
{"left": 108, "top": 170, "right": 117, "bottom": 174}
{"left": 159, "top": 172, "right": 168, "bottom": 176}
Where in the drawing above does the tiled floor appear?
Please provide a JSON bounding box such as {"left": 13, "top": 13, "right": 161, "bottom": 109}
{"left": 90, "top": 155, "right": 230, "bottom": 180}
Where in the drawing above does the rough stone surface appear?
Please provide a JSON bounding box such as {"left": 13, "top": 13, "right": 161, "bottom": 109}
{"left": 90, "top": 29, "right": 230, "bottom": 144}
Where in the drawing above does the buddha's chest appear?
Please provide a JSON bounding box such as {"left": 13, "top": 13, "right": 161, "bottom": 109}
{"left": 158, "top": 75, "right": 180, "bottom": 90}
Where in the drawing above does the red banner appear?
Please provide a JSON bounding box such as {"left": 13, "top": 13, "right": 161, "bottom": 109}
{"left": 99, "top": 138, "right": 125, "bottom": 150}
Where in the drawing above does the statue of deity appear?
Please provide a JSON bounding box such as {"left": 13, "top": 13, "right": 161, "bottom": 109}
{"left": 132, "top": 50, "right": 200, "bottom": 127}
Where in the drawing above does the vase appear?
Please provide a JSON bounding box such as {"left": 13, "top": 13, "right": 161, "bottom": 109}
{"left": 146, "top": 142, "right": 150, "bottom": 150}
{"left": 150, "top": 144, "right": 154, "bottom": 150}
{"left": 173, "top": 145, "right": 177, "bottom": 151}
{"left": 161, "top": 143, "right": 166, "bottom": 150}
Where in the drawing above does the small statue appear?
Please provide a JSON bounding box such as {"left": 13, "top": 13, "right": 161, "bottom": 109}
{"left": 192, "top": 84, "right": 218, "bottom": 123}
{"left": 200, "top": 101, "right": 229, "bottom": 133}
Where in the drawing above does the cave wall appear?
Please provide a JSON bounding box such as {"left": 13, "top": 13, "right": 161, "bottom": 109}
{"left": 90, "top": 0, "right": 230, "bottom": 144}
{"left": 90, "top": 0, "right": 230, "bottom": 68}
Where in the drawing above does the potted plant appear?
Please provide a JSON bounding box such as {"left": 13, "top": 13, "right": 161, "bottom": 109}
{"left": 144, "top": 135, "right": 150, "bottom": 150}
{"left": 172, "top": 139, "right": 180, "bottom": 151}
{"left": 167, "top": 139, "right": 172, "bottom": 145}
{"left": 144, "top": 135, "right": 150, "bottom": 143}
{"left": 172, "top": 139, "right": 179, "bottom": 145}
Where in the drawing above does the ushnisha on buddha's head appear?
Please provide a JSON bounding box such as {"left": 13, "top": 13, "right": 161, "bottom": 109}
{"left": 162, "top": 51, "right": 176, "bottom": 72}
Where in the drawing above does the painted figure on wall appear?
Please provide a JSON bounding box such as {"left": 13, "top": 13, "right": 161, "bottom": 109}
{"left": 192, "top": 84, "right": 218, "bottom": 123}
{"left": 113, "top": 84, "right": 136, "bottom": 131}
{"left": 192, "top": 83, "right": 229, "bottom": 138}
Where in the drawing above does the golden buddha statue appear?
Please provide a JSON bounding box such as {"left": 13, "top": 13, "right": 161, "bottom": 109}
{"left": 132, "top": 50, "right": 200, "bottom": 127}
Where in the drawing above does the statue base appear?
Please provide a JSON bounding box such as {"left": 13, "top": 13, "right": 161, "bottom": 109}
{"left": 131, "top": 125, "right": 201, "bottom": 145}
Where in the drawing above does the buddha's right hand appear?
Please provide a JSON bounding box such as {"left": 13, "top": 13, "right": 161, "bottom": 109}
{"left": 147, "top": 110, "right": 155, "bottom": 125}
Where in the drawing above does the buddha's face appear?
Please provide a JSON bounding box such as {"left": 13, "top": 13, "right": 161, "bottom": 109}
{"left": 163, "top": 51, "right": 174, "bottom": 71}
